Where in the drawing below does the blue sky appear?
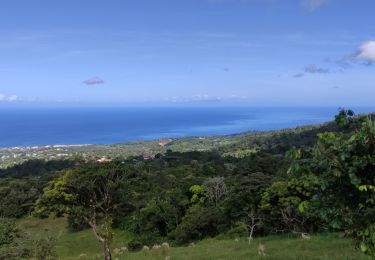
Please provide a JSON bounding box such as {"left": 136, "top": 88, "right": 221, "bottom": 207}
{"left": 0, "top": 0, "right": 374, "bottom": 106}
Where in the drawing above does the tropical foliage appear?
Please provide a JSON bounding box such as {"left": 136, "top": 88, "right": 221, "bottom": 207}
{"left": 0, "top": 110, "right": 374, "bottom": 259}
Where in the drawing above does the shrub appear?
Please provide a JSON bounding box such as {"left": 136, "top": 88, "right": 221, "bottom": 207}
{"left": 170, "top": 206, "right": 225, "bottom": 244}
{"left": 226, "top": 225, "right": 247, "bottom": 239}
{"left": 352, "top": 224, "right": 375, "bottom": 257}
{"left": 0, "top": 218, "right": 33, "bottom": 259}
{"left": 66, "top": 214, "right": 88, "bottom": 231}
{"left": 0, "top": 218, "right": 17, "bottom": 246}
{"left": 127, "top": 239, "right": 143, "bottom": 252}
{"left": 34, "top": 235, "right": 57, "bottom": 260}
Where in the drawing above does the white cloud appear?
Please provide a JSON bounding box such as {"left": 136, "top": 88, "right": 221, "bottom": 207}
{"left": 176, "top": 94, "right": 223, "bottom": 102}
{"left": 356, "top": 40, "right": 375, "bottom": 63}
{"left": 0, "top": 94, "right": 19, "bottom": 102}
{"left": 165, "top": 94, "right": 249, "bottom": 103}
{"left": 7, "top": 95, "right": 19, "bottom": 102}
{"left": 302, "top": 0, "right": 329, "bottom": 11}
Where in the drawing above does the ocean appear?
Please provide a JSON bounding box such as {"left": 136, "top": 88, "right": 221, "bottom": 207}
{"left": 0, "top": 106, "right": 374, "bottom": 148}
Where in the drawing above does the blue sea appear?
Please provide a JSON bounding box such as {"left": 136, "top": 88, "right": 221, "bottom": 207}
{"left": 0, "top": 106, "right": 374, "bottom": 148}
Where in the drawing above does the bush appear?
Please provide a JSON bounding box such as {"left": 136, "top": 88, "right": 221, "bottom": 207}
{"left": 67, "top": 214, "right": 88, "bottom": 231}
{"left": 170, "top": 206, "right": 225, "bottom": 245}
{"left": 127, "top": 239, "right": 143, "bottom": 252}
{"left": 0, "top": 218, "right": 17, "bottom": 246}
{"left": 138, "top": 234, "right": 165, "bottom": 247}
{"left": 352, "top": 224, "right": 375, "bottom": 257}
{"left": 0, "top": 218, "right": 33, "bottom": 259}
{"left": 226, "top": 225, "right": 247, "bottom": 239}
{"left": 34, "top": 235, "right": 57, "bottom": 260}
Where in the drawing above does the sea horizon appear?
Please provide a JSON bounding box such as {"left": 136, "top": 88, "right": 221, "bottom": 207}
{"left": 1, "top": 106, "right": 374, "bottom": 149}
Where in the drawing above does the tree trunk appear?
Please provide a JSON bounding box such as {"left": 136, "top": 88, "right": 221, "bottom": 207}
{"left": 88, "top": 220, "right": 112, "bottom": 260}
{"left": 103, "top": 242, "right": 112, "bottom": 260}
{"left": 248, "top": 226, "right": 254, "bottom": 245}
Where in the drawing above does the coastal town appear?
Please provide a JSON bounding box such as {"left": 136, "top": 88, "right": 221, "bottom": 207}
{"left": 0, "top": 138, "right": 185, "bottom": 168}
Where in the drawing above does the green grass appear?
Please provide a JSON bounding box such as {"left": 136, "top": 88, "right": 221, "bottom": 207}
{"left": 17, "top": 217, "right": 131, "bottom": 259}
{"left": 17, "top": 218, "right": 370, "bottom": 260}
{"left": 124, "top": 235, "right": 370, "bottom": 260}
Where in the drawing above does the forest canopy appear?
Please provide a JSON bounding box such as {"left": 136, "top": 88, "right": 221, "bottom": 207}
{"left": 1, "top": 110, "right": 374, "bottom": 259}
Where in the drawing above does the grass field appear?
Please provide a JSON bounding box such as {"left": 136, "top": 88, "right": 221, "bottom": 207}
{"left": 17, "top": 218, "right": 370, "bottom": 260}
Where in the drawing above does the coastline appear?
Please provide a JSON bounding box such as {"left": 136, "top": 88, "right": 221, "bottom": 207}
{"left": 0, "top": 120, "right": 327, "bottom": 168}
{"left": 1, "top": 106, "right": 364, "bottom": 149}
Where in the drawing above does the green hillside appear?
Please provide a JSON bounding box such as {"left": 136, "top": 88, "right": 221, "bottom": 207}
{"left": 17, "top": 218, "right": 370, "bottom": 260}
{"left": 1, "top": 110, "right": 374, "bottom": 259}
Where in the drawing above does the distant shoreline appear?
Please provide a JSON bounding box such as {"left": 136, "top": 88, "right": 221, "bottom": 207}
{"left": 0, "top": 119, "right": 330, "bottom": 169}
{"left": 1, "top": 144, "right": 92, "bottom": 150}
{"left": 1, "top": 107, "right": 374, "bottom": 150}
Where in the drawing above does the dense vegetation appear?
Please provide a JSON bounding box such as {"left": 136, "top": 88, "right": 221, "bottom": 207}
{"left": 8, "top": 217, "right": 374, "bottom": 260}
{"left": 0, "top": 160, "right": 76, "bottom": 218}
{"left": 0, "top": 115, "right": 340, "bottom": 169}
{"left": 0, "top": 110, "right": 374, "bottom": 259}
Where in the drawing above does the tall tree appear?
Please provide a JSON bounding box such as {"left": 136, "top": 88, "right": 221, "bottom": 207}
{"left": 35, "top": 163, "right": 126, "bottom": 260}
{"left": 288, "top": 117, "right": 375, "bottom": 256}
{"left": 203, "top": 177, "right": 227, "bottom": 207}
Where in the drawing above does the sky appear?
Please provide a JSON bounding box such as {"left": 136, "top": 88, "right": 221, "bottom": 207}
{"left": 0, "top": 0, "right": 374, "bottom": 106}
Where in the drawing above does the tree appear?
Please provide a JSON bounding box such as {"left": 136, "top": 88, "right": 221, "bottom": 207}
{"left": 261, "top": 177, "right": 320, "bottom": 235}
{"left": 203, "top": 177, "right": 227, "bottom": 207}
{"left": 224, "top": 172, "right": 272, "bottom": 241}
{"left": 171, "top": 206, "right": 225, "bottom": 244}
{"left": 35, "top": 164, "right": 126, "bottom": 260}
{"left": 137, "top": 189, "right": 188, "bottom": 238}
{"left": 0, "top": 178, "right": 39, "bottom": 218}
{"left": 189, "top": 185, "right": 205, "bottom": 206}
{"left": 334, "top": 108, "right": 355, "bottom": 129}
{"left": 0, "top": 218, "right": 33, "bottom": 259}
{"left": 244, "top": 209, "right": 262, "bottom": 244}
{"left": 288, "top": 117, "right": 375, "bottom": 256}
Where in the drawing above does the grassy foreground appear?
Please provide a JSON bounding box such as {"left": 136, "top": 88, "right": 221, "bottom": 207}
{"left": 18, "top": 218, "right": 370, "bottom": 260}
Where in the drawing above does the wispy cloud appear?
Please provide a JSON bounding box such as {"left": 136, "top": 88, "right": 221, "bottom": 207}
{"left": 305, "top": 64, "right": 329, "bottom": 74}
{"left": 165, "top": 94, "right": 249, "bottom": 103}
{"left": 335, "top": 55, "right": 354, "bottom": 68}
{"left": 207, "top": 0, "right": 274, "bottom": 3}
{"left": 167, "top": 94, "right": 222, "bottom": 103}
{"left": 193, "top": 32, "right": 237, "bottom": 39}
{"left": 208, "top": 0, "right": 330, "bottom": 11}
{"left": 334, "top": 40, "right": 375, "bottom": 68}
{"left": 302, "top": 0, "right": 329, "bottom": 11}
{"left": 293, "top": 73, "right": 305, "bottom": 78}
{"left": 83, "top": 77, "right": 105, "bottom": 85}
{"left": 293, "top": 64, "right": 329, "bottom": 77}
{"left": 0, "top": 94, "right": 19, "bottom": 102}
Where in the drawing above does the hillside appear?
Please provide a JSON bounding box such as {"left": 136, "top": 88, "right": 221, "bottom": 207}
{"left": 0, "top": 118, "right": 340, "bottom": 169}
{"left": 1, "top": 111, "right": 374, "bottom": 259}
{"left": 17, "top": 218, "right": 370, "bottom": 260}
